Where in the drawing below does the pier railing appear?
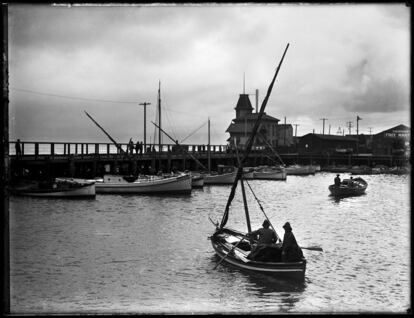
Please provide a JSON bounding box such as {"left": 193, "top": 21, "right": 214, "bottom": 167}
{"left": 9, "top": 141, "right": 230, "bottom": 157}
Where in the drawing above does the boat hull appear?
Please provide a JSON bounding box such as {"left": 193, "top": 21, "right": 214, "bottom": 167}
{"left": 191, "top": 175, "right": 204, "bottom": 188}
{"left": 328, "top": 177, "right": 367, "bottom": 196}
{"left": 285, "top": 165, "right": 316, "bottom": 175}
{"left": 96, "top": 174, "right": 192, "bottom": 194}
{"left": 253, "top": 170, "right": 287, "bottom": 180}
{"left": 204, "top": 172, "right": 237, "bottom": 185}
{"left": 211, "top": 228, "right": 306, "bottom": 281}
{"left": 12, "top": 179, "right": 96, "bottom": 198}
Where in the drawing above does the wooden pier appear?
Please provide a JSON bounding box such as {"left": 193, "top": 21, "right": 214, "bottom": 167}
{"left": 9, "top": 140, "right": 408, "bottom": 180}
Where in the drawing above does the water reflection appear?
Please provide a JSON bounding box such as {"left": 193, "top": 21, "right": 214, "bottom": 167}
{"left": 329, "top": 193, "right": 367, "bottom": 204}
{"left": 210, "top": 255, "right": 307, "bottom": 294}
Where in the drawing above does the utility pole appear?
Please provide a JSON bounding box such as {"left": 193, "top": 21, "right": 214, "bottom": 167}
{"left": 329, "top": 124, "right": 331, "bottom": 135}
{"left": 208, "top": 117, "right": 211, "bottom": 174}
{"left": 346, "top": 121, "right": 353, "bottom": 135}
{"left": 368, "top": 127, "right": 373, "bottom": 135}
{"left": 337, "top": 126, "right": 342, "bottom": 135}
{"left": 356, "top": 115, "right": 362, "bottom": 155}
{"left": 284, "top": 117, "right": 286, "bottom": 146}
{"left": 320, "top": 118, "right": 328, "bottom": 135}
{"left": 139, "top": 101, "right": 151, "bottom": 153}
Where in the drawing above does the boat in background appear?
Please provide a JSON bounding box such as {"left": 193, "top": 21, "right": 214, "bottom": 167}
{"left": 10, "top": 178, "right": 96, "bottom": 198}
{"left": 95, "top": 173, "right": 192, "bottom": 194}
{"left": 191, "top": 174, "right": 205, "bottom": 188}
{"left": 328, "top": 177, "right": 367, "bottom": 197}
{"left": 253, "top": 165, "right": 287, "bottom": 180}
{"left": 242, "top": 167, "right": 255, "bottom": 179}
{"left": 204, "top": 165, "right": 237, "bottom": 185}
{"left": 285, "top": 164, "right": 316, "bottom": 175}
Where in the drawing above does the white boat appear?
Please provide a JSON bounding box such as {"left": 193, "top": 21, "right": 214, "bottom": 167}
{"left": 191, "top": 175, "right": 205, "bottom": 188}
{"left": 11, "top": 178, "right": 96, "bottom": 198}
{"left": 204, "top": 165, "right": 237, "bottom": 185}
{"left": 242, "top": 167, "right": 255, "bottom": 179}
{"left": 204, "top": 172, "right": 237, "bottom": 185}
{"left": 285, "top": 164, "right": 316, "bottom": 175}
{"left": 95, "top": 173, "right": 192, "bottom": 194}
{"left": 253, "top": 166, "right": 287, "bottom": 180}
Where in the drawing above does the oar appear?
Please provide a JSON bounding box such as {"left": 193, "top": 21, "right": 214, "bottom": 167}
{"left": 213, "top": 234, "right": 249, "bottom": 270}
{"left": 300, "top": 246, "right": 323, "bottom": 252}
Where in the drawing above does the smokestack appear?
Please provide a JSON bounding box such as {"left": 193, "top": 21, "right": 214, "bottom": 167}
{"left": 255, "top": 89, "right": 259, "bottom": 113}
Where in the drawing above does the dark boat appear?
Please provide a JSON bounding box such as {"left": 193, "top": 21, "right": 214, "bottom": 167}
{"left": 328, "top": 177, "right": 367, "bottom": 197}
{"left": 209, "top": 43, "right": 307, "bottom": 281}
{"left": 10, "top": 178, "right": 96, "bottom": 198}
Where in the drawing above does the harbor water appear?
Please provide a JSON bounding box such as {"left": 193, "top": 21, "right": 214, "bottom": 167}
{"left": 9, "top": 172, "right": 410, "bottom": 314}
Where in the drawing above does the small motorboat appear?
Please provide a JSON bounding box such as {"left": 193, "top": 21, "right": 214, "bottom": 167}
{"left": 10, "top": 178, "right": 96, "bottom": 198}
{"left": 328, "top": 177, "right": 367, "bottom": 197}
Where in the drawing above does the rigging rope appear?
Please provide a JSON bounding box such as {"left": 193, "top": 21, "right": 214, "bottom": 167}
{"left": 180, "top": 120, "right": 208, "bottom": 143}
{"left": 244, "top": 179, "right": 281, "bottom": 242}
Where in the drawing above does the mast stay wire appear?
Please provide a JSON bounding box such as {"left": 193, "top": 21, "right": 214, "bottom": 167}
{"left": 244, "top": 179, "right": 282, "bottom": 243}
{"left": 180, "top": 120, "right": 208, "bottom": 143}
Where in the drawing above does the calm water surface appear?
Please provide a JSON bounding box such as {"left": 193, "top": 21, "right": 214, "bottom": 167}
{"left": 9, "top": 172, "right": 410, "bottom": 313}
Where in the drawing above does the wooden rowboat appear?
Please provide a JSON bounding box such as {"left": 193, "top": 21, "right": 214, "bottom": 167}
{"left": 211, "top": 228, "right": 306, "bottom": 280}
{"left": 210, "top": 44, "right": 307, "bottom": 281}
{"left": 328, "top": 177, "right": 367, "bottom": 196}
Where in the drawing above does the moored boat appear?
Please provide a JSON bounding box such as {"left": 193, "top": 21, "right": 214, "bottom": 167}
{"left": 10, "top": 178, "right": 96, "bottom": 198}
{"left": 253, "top": 166, "right": 287, "bottom": 180}
{"left": 191, "top": 174, "right": 205, "bottom": 188}
{"left": 285, "top": 164, "right": 316, "bottom": 175}
{"left": 328, "top": 177, "right": 367, "bottom": 196}
{"left": 204, "top": 165, "right": 237, "bottom": 185}
{"left": 95, "top": 173, "right": 192, "bottom": 194}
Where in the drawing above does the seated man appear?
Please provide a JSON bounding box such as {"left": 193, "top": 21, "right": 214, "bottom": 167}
{"left": 247, "top": 220, "right": 281, "bottom": 261}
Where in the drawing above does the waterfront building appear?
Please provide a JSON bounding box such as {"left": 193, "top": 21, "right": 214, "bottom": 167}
{"left": 226, "top": 93, "right": 293, "bottom": 149}
{"left": 371, "top": 124, "right": 410, "bottom": 156}
{"left": 297, "top": 134, "right": 357, "bottom": 155}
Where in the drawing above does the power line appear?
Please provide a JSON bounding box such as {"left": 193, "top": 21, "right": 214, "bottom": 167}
{"left": 11, "top": 87, "right": 138, "bottom": 104}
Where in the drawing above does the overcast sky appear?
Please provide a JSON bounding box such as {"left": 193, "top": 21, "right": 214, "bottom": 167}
{"left": 8, "top": 3, "right": 410, "bottom": 145}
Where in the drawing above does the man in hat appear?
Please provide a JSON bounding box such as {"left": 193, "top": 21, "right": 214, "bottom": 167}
{"left": 281, "top": 222, "right": 304, "bottom": 262}
{"left": 247, "top": 219, "right": 279, "bottom": 260}
{"left": 334, "top": 174, "right": 341, "bottom": 187}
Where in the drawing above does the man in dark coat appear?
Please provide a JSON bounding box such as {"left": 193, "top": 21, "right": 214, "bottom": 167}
{"left": 281, "top": 222, "right": 304, "bottom": 262}
{"left": 334, "top": 174, "right": 341, "bottom": 187}
{"left": 247, "top": 219, "right": 279, "bottom": 261}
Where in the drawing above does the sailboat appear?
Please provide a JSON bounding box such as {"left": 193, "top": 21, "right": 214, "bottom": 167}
{"left": 210, "top": 44, "right": 307, "bottom": 281}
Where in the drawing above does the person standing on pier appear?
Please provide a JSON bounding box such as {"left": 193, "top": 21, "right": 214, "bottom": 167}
{"left": 128, "top": 138, "right": 134, "bottom": 154}
{"left": 15, "top": 139, "right": 22, "bottom": 159}
{"left": 135, "top": 141, "right": 142, "bottom": 155}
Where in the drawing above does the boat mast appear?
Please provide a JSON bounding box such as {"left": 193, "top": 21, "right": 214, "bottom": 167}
{"left": 234, "top": 141, "right": 252, "bottom": 233}
{"left": 158, "top": 81, "right": 162, "bottom": 152}
{"left": 208, "top": 117, "right": 211, "bottom": 174}
{"left": 84, "top": 110, "right": 127, "bottom": 155}
{"left": 219, "top": 43, "right": 290, "bottom": 229}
